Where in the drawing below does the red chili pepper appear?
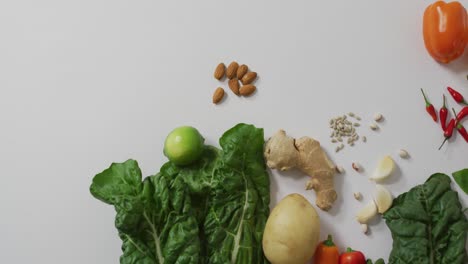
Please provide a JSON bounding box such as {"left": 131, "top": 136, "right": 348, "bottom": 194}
{"left": 439, "top": 118, "right": 456, "bottom": 150}
{"left": 456, "top": 106, "right": 468, "bottom": 121}
{"left": 421, "top": 88, "right": 438, "bottom": 122}
{"left": 456, "top": 124, "right": 468, "bottom": 142}
{"left": 440, "top": 95, "right": 448, "bottom": 130}
{"left": 452, "top": 108, "right": 468, "bottom": 143}
{"left": 447, "top": 86, "right": 468, "bottom": 105}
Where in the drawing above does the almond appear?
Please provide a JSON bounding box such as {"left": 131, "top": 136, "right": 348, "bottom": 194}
{"left": 214, "top": 63, "right": 225, "bottom": 80}
{"left": 237, "top": 64, "right": 248, "bottom": 79}
{"left": 228, "top": 78, "right": 240, "bottom": 95}
{"left": 241, "top": 71, "right": 257, "bottom": 85}
{"left": 226, "top": 62, "right": 239, "bottom": 79}
{"left": 212, "top": 87, "right": 225, "bottom": 104}
{"left": 239, "top": 84, "right": 256, "bottom": 96}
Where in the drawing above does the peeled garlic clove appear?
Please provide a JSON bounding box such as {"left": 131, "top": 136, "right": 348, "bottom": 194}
{"left": 361, "top": 223, "right": 369, "bottom": 234}
{"left": 369, "top": 156, "right": 395, "bottom": 182}
{"left": 373, "top": 184, "right": 393, "bottom": 213}
{"left": 356, "top": 200, "right": 378, "bottom": 224}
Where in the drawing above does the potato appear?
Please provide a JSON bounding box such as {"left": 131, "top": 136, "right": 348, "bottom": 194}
{"left": 262, "top": 193, "right": 320, "bottom": 264}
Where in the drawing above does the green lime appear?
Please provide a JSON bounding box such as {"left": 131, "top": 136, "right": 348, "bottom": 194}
{"left": 163, "top": 126, "right": 205, "bottom": 166}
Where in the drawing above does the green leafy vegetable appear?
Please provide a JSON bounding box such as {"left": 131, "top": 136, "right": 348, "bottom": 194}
{"left": 90, "top": 124, "right": 270, "bottom": 263}
{"left": 452, "top": 168, "right": 468, "bottom": 195}
{"left": 376, "top": 259, "right": 385, "bottom": 264}
{"left": 366, "top": 258, "right": 385, "bottom": 264}
{"left": 383, "top": 173, "right": 468, "bottom": 264}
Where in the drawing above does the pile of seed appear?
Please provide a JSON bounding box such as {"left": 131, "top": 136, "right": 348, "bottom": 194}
{"left": 329, "top": 113, "right": 364, "bottom": 152}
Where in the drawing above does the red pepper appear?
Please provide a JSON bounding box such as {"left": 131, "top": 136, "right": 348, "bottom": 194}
{"left": 440, "top": 95, "right": 448, "bottom": 130}
{"left": 456, "top": 106, "right": 468, "bottom": 121}
{"left": 339, "top": 248, "right": 366, "bottom": 264}
{"left": 447, "top": 86, "right": 468, "bottom": 105}
{"left": 452, "top": 108, "right": 468, "bottom": 143}
{"left": 456, "top": 124, "right": 468, "bottom": 142}
{"left": 314, "top": 235, "right": 339, "bottom": 264}
{"left": 421, "top": 88, "right": 438, "bottom": 122}
{"left": 439, "top": 118, "right": 456, "bottom": 150}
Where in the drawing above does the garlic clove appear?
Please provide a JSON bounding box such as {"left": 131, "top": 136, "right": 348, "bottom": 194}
{"left": 373, "top": 184, "right": 393, "bottom": 214}
{"left": 361, "top": 223, "right": 369, "bottom": 234}
{"left": 356, "top": 200, "right": 378, "bottom": 224}
{"left": 369, "top": 156, "right": 395, "bottom": 182}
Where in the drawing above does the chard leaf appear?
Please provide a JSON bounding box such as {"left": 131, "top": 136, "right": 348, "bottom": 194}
{"left": 90, "top": 124, "right": 270, "bottom": 264}
{"left": 383, "top": 173, "right": 468, "bottom": 264}
{"left": 204, "top": 124, "right": 270, "bottom": 264}
{"left": 452, "top": 168, "right": 468, "bottom": 195}
{"left": 91, "top": 159, "right": 202, "bottom": 264}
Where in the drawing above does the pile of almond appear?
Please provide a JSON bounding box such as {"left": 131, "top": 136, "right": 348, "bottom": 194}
{"left": 212, "top": 61, "right": 258, "bottom": 104}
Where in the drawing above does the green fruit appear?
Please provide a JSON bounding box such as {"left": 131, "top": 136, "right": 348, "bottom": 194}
{"left": 163, "top": 126, "right": 205, "bottom": 166}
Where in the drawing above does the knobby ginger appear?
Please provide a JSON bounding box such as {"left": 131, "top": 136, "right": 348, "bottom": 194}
{"left": 264, "top": 130, "right": 337, "bottom": 211}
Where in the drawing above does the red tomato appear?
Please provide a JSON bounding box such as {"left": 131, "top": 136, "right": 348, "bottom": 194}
{"left": 339, "top": 248, "right": 366, "bottom": 264}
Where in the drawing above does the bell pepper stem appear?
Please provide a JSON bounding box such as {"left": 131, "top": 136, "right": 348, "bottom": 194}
{"left": 323, "top": 234, "right": 335, "bottom": 247}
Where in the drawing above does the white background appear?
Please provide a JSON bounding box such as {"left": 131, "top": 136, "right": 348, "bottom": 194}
{"left": 1, "top": 0, "right": 467, "bottom": 263}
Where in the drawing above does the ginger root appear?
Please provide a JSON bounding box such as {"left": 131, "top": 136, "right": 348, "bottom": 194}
{"left": 264, "top": 130, "right": 337, "bottom": 211}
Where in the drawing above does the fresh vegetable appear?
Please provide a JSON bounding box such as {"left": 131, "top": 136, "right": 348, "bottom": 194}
{"left": 447, "top": 86, "right": 468, "bottom": 105}
{"left": 360, "top": 224, "right": 368, "bottom": 235}
{"left": 262, "top": 193, "right": 320, "bottom": 264}
{"left": 369, "top": 156, "right": 395, "bottom": 182}
{"left": 163, "top": 126, "right": 205, "bottom": 165}
{"left": 440, "top": 94, "right": 449, "bottom": 130}
{"left": 314, "top": 235, "right": 339, "bottom": 264}
{"left": 452, "top": 168, "right": 468, "bottom": 194}
{"left": 383, "top": 173, "right": 468, "bottom": 264}
{"left": 339, "top": 248, "right": 366, "bottom": 264}
{"left": 366, "top": 259, "right": 385, "bottom": 264}
{"left": 423, "top": 1, "right": 468, "bottom": 63}
{"left": 264, "top": 129, "right": 337, "bottom": 211}
{"left": 373, "top": 185, "right": 393, "bottom": 214}
{"left": 356, "top": 200, "right": 378, "bottom": 224}
{"left": 421, "top": 88, "right": 438, "bottom": 122}
{"left": 456, "top": 123, "right": 468, "bottom": 142}
{"left": 452, "top": 108, "right": 468, "bottom": 142}
{"left": 455, "top": 106, "right": 468, "bottom": 121}
{"left": 439, "top": 118, "right": 456, "bottom": 149}
{"left": 90, "top": 124, "right": 271, "bottom": 263}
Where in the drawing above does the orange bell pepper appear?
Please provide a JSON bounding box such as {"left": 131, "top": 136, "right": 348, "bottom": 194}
{"left": 313, "top": 235, "right": 339, "bottom": 264}
{"left": 423, "top": 1, "right": 468, "bottom": 63}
